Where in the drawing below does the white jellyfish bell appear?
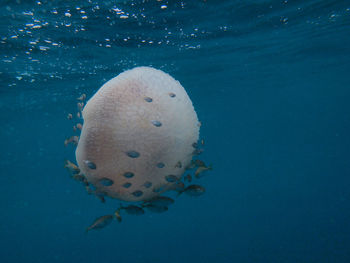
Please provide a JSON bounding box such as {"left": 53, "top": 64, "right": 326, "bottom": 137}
{"left": 75, "top": 67, "right": 200, "bottom": 202}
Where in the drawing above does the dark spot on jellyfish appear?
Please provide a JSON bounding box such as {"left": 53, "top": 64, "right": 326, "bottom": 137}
{"left": 84, "top": 160, "right": 96, "bottom": 169}
{"left": 126, "top": 151, "right": 140, "bottom": 158}
{"left": 144, "top": 97, "right": 153, "bottom": 102}
{"left": 169, "top": 93, "right": 176, "bottom": 98}
{"left": 192, "top": 142, "right": 198, "bottom": 148}
{"left": 123, "top": 182, "right": 132, "bottom": 188}
{"left": 99, "top": 178, "right": 114, "bottom": 186}
{"left": 123, "top": 172, "right": 134, "bottom": 178}
{"left": 151, "top": 120, "right": 162, "bottom": 127}
{"left": 132, "top": 190, "right": 143, "bottom": 197}
{"left": 165, "top": 175, "right": 178, "bottom": 183}
{"left": 143, "top": 181, "right": 152, "bottom": 188}
{"left": 156, "top": 162, "right": 165, "bottom": 168}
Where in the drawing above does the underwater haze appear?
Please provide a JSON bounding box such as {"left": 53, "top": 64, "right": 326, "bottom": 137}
{"left": 1, "top": 0, "right": 350, "bottom": 262}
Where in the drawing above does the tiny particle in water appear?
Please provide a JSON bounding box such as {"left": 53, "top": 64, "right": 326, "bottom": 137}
{"left": 123, "top": 182, "right": 132, "bottom": 188}
{"left": 151, "top": 120, "right": 162, "bottom": 127}
{"left": 126, "top": 151, "right": 140, "bottom": 158}
{"left": 132, "top": 190, "right": 143, "bottom": 197}
{"left": 84, "top": 160, "right": 96, "bottom": 169}
{"left": 123, "top": 172, "right": 134, "bottom": 178}
{"left": 156, "top": 162, "right": 165, "bottom": 168}
{"left": 144, "top": 97, "right": 152, "bottom": 102}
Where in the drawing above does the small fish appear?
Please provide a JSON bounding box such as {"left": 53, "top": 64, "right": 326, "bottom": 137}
{"left": 195, "top": 165, "right": 212, "bottom": 178}
{"left": 114, "top": 210, "right": 122, "bottom": 223}
{"left": 175, "top": 161, "right": 182, "bottom": 168}
{"left": 64, "top": 160, "right": 80, "bottom": 175}
{"left": 193, "top": 159, "right": 206, "bottom": 167}
{"left": 185, "top": 162, "right": 196, "bottom": 170}
{"left": 200, "top": 139, "right": 205, "bottom": 146}
{"left": 180, "top": 185, "right": 205, "bottom": 197}
{"left": 120, "top": 205, "right": 145, "bottom": 215}
{"left": 143, "top": 204, "right": 168, "bottom": 213}
{"left": 85, "top": 185, "right": 94, "bottom": 195}
{"left": 83, "top": 160, "right": 96, "bottom": 169}
{"left": 99, "top": 177, "right": 114, "bottom": 186}
{"left": 184, "top": 174, "right": 192, "bottom": 183}
{"left": 86, "top": 215, "right": 114, "bottom": 232}
{"left": 73, "top": 125, "right": 77, "bottom": 132}
{"left": 167, "top": 181, "right": 185, "bottom": 193}
{"left": 64, "top": 136, "right": 79, "bottom": 146}
{"left": 77, "top": 112, "right": 81, "bottom": 118}
{"left": 77, "top": 93, "right": 86, "bottom": 101}
{"left": 165, "top": 174, "right": 178, "bottom": 183}
{"left": 77, "top": 102, "right": 84, "bottom": 111}
{"left": 67, "top": 113, "right": 73, "bottom": 120}
{"left": 144, "top": 196, "right": 174, "bottom": 207}
{"left": 71, "top": 173, "right": 86, "bottom": 182}
{"left": 76, "top": 123, "right": 83, "bottom": 130}
{"left": 192, "top": 148, "right": 204, "bottom": 155}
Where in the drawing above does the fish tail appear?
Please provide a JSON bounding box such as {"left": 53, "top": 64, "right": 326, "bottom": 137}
{"left": 176, "top": 190, "right": 184, "bottom": 197}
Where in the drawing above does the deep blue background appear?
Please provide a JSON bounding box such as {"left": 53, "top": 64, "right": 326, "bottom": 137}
{"left": 1, "top": 0, "right": 350, "bottom": 262}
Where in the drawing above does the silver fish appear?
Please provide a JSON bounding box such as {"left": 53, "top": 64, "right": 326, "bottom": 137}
{"left": 64, "top": 136, "right": 79, "bottom": 146}
{"left": 120, "top": 205, "right": 145, "bottom": 215}
{"left": 77, "top": 93, "right": 86, "bottom": 101}
{"left": 180, "top": 185, "right": 205, "bottom": 197}
{"left": 195, "top": 165, "right": 212, "bottom": 178}
{"left": 86, "top": 215, "right": 114, "bottom": 232}
{"left": 143, "top": 204, "right": 168, "bottom": 213}
{"left": 64, "top": 160, "right": 80, "bottom": 175}
{"left": 144, "top": 196, "right": 174, "bottom": 207}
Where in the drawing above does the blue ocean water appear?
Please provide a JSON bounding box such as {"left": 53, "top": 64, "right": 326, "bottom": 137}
{"left": 1, "top": 0, "right": 350, "bottom": 262}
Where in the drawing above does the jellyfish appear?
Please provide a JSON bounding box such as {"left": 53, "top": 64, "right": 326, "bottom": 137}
{"left": 75, "top": 67, "right": 200, "bottom": 202}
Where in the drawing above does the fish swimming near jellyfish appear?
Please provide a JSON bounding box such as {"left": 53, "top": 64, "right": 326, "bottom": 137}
{"left": 178, "top": 184, "right": 206, "bottom": 197}
{"left": 86, "top": 214, "right": 114, "bottom": 232}
{"left": 119, "top": 205, "right": 145, "bottom": 215}
{"left": 195, "top": 165, "right": 212, "bottom": 179}
{"left": 143, "top": 196, "right": 175, "bottom": 207}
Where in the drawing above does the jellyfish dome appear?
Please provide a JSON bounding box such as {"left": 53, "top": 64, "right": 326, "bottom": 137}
{"left": 76, "top": 67, "right": 200, "bottom": 202}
